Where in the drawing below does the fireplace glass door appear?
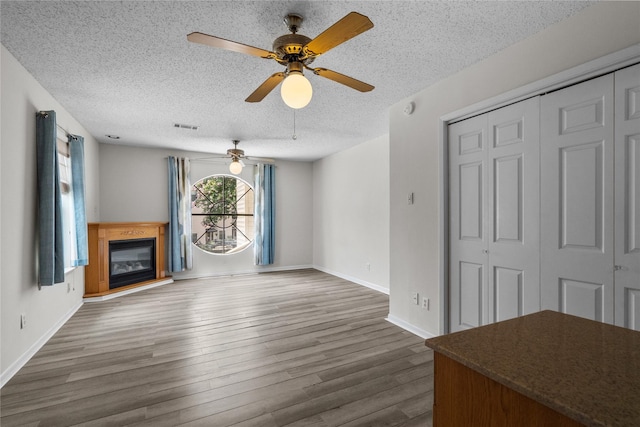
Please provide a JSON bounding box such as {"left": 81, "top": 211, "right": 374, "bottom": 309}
{"left": 109, "top": 238, "right": 156, "bottom": 289}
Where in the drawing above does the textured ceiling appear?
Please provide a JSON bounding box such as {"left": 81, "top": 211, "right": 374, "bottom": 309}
{"left": 1, "top": 1, "right": 594, "bottom": 161}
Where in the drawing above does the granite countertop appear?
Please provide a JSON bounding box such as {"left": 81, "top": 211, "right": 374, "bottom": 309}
{"left": 425, "top": 310, "right": 640, "bottom": 427}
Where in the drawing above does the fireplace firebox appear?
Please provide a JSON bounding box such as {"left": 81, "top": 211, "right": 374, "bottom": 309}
{"left": 109, "top": 238, "right": 156, "bottom": 289}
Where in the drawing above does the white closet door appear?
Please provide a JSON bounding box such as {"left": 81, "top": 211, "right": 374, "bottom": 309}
{"left": 449, "top": 115, "right": 489, "bottom": 331}
{"left": 449, "top": 97, "right": 540, "bottom": 331}
{"left": 487, "top": 97, "right": 540, "bottom": 322}
{"left": 614, "top": 63, "right": 640, "bottom": 330}
{"left": 541, "top": 74, "right": 615, "bottom": 323}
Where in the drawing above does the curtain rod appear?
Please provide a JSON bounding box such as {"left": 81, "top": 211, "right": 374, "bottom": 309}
{"left": 190, "top": 157, "right": 273, "bottom": 164}
{"left": 58, "top": 125, "right": 78, "bottom": 140}
{"left": 37, "top": 111, "right": 78, "bottom": 140}
{"left": 165, "top": 156, "right": 275, "bottom": 165}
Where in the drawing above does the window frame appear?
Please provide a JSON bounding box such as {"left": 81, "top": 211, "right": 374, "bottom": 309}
{"left": 56, "top": 129, "right": 78, "bottom": 273}
{"left": 190, "top": 173, "right": 255, "bottom": 255}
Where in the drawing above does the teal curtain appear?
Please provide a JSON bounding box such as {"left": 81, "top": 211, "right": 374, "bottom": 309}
{"left": 254, "top": 163, "right": 275, "bottom": 265}
{"left": 36, "top": 111, "right": 64, "bottom": 286}
{"left": 167, "top": 156, "right": 192, "bottom": 272}
{"left": 69, "top": 135, "right": 88, "bottom": 266}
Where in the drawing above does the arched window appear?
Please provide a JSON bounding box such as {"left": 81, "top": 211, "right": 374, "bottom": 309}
{"left": 191, "top": 175, "right": 254, "bottom": 254}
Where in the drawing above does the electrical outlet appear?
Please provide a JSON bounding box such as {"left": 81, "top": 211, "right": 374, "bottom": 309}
{"left": 411, "top": 292, "right": 419, "bottom": 305}
{"left": 422, "top": 297, "right": 430, "bottom": 310}
{"left": 366, "top": 262, "right": 371, "bottom": 271}
{"left": 407, "top": 192, "right": 414, "bottom": 205}
{"left": 20, "top": 313, "right": 26, "bottom": 329}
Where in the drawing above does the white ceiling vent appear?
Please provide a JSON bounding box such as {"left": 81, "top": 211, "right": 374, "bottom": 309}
{"left": 173, "top": 123, "right": 199, "bottom": 131}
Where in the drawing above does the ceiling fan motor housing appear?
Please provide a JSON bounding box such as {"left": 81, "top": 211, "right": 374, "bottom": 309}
{"left": 227, "top": 140, "right": 244, "bottom": 159}
{"left": 227, "top": 148, "right": 244, "bottom": 158}
{"left": 273, "top": 34, "right": 313, "bottom": 63}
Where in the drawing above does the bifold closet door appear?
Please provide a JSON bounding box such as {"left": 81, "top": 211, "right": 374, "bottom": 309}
{"left": 540, "top": 74, "right": 615, "bottom": 323}
{"left": 614, "top": 63, "right": 640, "bottom": 330}
{"left": 449, "top": 97, "right": 540, "bottom": 332}
{"left": 486, "top": 99, "right": 540, "bottom": 324}
{"left": 449, "top": 114, "right": 488, "bottom": 331}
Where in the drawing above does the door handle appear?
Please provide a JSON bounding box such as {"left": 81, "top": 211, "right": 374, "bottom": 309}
{"left": 614, "top": 265, "right": 627, "bottom": 271}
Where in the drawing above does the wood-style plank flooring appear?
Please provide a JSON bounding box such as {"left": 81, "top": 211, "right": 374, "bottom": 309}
{"left": 1, "top": 269, "right": 433, "bottom": 426}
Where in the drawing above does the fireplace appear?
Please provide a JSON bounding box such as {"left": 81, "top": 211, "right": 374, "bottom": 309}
{"left": 109, "top": 238, "right": 156, "bottom": 289}
{"left": 85, "top": 222, "right": 168, "bottom": 298}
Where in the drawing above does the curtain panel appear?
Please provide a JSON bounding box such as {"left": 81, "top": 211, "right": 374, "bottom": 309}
{"left": 254, "top": 163, "right": 275, "bottom": 265}
{"left": 69, "top": 135, "right": 88, "bottom": 266}
{"left": 167, "top": 156, "right": 193, "bottom": 272}
{"left": 36, "top": 111, "right": 65, "bottom": 286}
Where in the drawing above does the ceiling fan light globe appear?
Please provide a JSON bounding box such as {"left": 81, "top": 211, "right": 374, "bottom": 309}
{"left": 229, "top": 160, "right": 243, "bottom": 175}
{"left": 281, "top": 72, "right": 312, "bottom": 109}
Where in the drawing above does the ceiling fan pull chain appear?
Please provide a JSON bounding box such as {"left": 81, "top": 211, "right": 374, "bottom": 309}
{"left": 292, "top": 110, "right": 297, "bottom": 140}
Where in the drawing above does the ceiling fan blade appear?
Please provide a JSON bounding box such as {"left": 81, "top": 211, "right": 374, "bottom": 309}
{"left": 247, "top": 157, "right": 276, "bottom": 164}
{"left": 245, "top": 72, "right": 285, "bottom": 102}
{"left": 187, "top": 32, "right": 275, "bottom": 59}
{"left": 312, "top": 68, "right": 374, "bottom": 92}
{"left": 303, "top": 12, "right": 373, "bottom": 57}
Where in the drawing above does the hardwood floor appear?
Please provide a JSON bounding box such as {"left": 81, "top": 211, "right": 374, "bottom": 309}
{"left": 1, "top": 269, "right": 433, "bottom": 426}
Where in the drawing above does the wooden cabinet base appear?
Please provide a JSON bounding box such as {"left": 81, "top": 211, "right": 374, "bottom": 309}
{"left": 433, "top": 353, "right": 584, "bottom": 427}
{"left": 84, "top": 222, "right": 168, "bottom": 298}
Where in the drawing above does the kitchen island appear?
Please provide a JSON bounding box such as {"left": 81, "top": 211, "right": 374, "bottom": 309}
{"left": 426, "top": 310, "right": 640, "bottom": 426}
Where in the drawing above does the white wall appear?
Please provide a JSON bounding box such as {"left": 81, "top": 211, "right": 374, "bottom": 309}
{"left": 389, "top": 2, "right": 640, "bottom": 337}
{"left": 1, "top": 45, "right": 100, "bottom": 384}
{"left": 313, "top": 134, "right": 390, "bottom": 293}
{"left": 98, "top": 143, "right": 313, "bottom": 278}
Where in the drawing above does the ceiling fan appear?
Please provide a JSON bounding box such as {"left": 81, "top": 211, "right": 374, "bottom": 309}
{"left": 187, "top": 11, "right": 374, "bottom": 109}
{"left": 210, "top": 140, "right": 273, "bottom": 175}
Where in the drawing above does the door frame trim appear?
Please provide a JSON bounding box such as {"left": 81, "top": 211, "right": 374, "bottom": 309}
{"left": 438, "top": 44, "right": 640, "bottom": 335}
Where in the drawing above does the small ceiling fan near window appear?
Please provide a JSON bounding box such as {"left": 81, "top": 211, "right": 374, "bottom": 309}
{"left": 187, "top": 11, "right": 374, "bottom": 109}
{"left": 208, "top": 140, "right": 273, "bottom": 175}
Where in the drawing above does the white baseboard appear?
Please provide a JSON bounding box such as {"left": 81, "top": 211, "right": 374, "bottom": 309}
{"left": 83, "top": 278, "right": 174, "bottom": 302}
{"left": 172, "top": 264, "right": 314, "bottom": 281}
{"left": 257, "top": 264, "right": 315, "bottom": 273}
{"left": 312, "top": 265, "right": 389, "bottom": 295}
{"left": 1, "top": 301, "right": 83, "bottom": 388}
{"left": 386, "top": 314, "right": 437, "bottom": 339}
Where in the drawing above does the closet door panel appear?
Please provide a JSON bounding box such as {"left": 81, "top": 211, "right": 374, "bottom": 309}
{"left": 488, "top": 97, "right": 540, "bottom": 322}
{"left": 459, "top": 261, "right": 484, "bottom": 328}
{"left": 493, "top": 154, "right": 522, "bottom": 242}
{"left": 449, "top": 115, "right": 489, "bottom": 332}
{"left": 449, "top": 97, "right": 540, "bottom": 331}
{"left": 541, "top": 74, "right": 615, "bottom": 323}
{"left": 459, "top": 162, "right": 484, "bottom": 240}
{"left": 494, "top": 266, "right": 523, "bottom": 321}
{"left": 623, "top": 288, "right": 640, "bottom": 331}
{"left": 614, "top": 63, "right": 640, "bottom": 330}
{"left": 561, "top": 278, "right": 605, "bottom": 322}
{"left": 561, "top": 141, "right": 604, "bottom": 250}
